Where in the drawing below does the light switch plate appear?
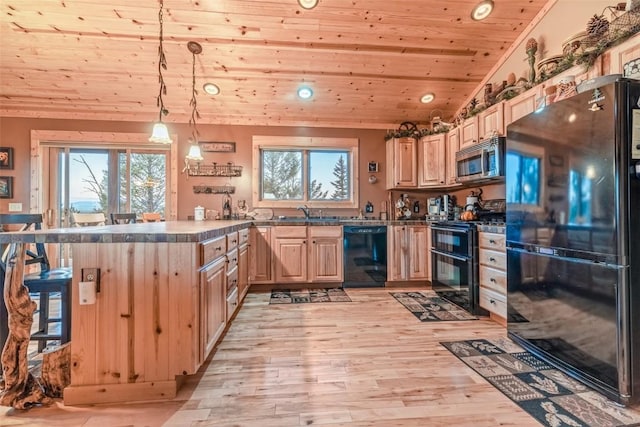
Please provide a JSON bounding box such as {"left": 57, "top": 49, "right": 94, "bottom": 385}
{"left": 8, "top": 203, "right": 22, "bottom": 212}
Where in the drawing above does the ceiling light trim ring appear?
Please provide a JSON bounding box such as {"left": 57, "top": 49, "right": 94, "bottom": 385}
{"left": 471, "top": 0, "right": 494, "bottom": 21}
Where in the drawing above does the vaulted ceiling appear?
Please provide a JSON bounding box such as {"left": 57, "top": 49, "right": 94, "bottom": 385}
{"left": 0, "top": 0, "right": 550, "bottom": 129}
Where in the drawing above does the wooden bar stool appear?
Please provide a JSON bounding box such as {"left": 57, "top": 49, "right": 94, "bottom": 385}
{"left": 72, "top": 212, "right": 106, "bottom": 227}
{"left": 110, "top": 212, "right": 137, "bottom": 224}
{"left": 0, "top": 214, "right": 72, "bottom": 353}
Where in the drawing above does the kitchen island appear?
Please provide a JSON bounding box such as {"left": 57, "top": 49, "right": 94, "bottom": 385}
{"left": 0, "top": 220, "right": 252, "bottom": 405}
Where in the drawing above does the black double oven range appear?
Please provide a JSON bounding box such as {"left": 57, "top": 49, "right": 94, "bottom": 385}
{"left": 430, "top": 200, "right": 505, "bottom": 315}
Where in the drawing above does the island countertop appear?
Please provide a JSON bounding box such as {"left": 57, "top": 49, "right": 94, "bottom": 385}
{"left": 0, "top": 220, "right": 253, "bottom": 243}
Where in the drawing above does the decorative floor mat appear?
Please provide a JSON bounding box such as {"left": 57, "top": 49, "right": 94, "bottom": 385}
{"left": 390, "top": 291, "right": 478, "bottom": 321}
{"left": 441, "top": 339, "right": 640, "bottom": 427}
{"left": 270, "top": 288, "right": 352, "bottom": 304}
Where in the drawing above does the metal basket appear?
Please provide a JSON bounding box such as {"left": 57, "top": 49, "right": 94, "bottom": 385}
{"left": 583, "top": 8, "right": 640, "bottom": 49}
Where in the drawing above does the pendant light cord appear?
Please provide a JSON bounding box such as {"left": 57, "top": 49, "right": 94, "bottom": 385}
{"left": 156, "top": 0, "right": 168, "bottom": 122}
{"left": 189, "top": 42, "right": 202, "bottom": 143}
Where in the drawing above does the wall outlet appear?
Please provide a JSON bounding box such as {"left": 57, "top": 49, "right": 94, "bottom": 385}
{"left": 8, "top": 203, "right": 22, "bottom": 212}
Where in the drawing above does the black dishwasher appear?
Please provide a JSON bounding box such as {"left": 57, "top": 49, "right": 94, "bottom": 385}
{"left": 343, "top": 225, "right": 387, "bottom": 287}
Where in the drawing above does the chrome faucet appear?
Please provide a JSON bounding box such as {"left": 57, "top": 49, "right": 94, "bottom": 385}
{"left": 297, "top": 205, "right": 310, "bottom": 219}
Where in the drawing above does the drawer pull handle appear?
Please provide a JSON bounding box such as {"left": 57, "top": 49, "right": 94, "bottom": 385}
{"left": 232, "top": 239, "right": 237, "bottom": 243}
{"left": 489, "top": 257, "right": 496, "bottom": 262}
{"left": 489, "top": 239, "right": 496, "bottom": 244}
{"left": 490, "top": 278, "right": 497, "bottom": 283}
{"left": 489, "top": 299, "right": 496, "bottom": 304}
{"left": 216, "top": 246, "right": 222, "bottom": 251}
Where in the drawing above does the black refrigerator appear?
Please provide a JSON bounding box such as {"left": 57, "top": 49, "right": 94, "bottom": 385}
{"left": 506, "top": 78, "right": 640, "bottom": 405}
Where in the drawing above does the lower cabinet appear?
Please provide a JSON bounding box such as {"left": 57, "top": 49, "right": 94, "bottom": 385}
{"left": 257, "top": 225, "right": 344, "bottom": 284}
{"left": 200, "top": 256, "right": 226, "bottom": 362}
{"left": 387, "top": 225, "right": 430, "bottom": 282}
{"left": 249, "top": 226, "right": 273, "bottom": 283}
{"left": 478, "top": 231, "right": 507, "bottom": 320}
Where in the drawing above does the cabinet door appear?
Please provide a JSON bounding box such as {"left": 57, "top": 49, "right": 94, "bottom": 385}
{"left": 386, "top": 137, "right": 417, "bottom": 188}
{"left": 426, "top": 226, "right": 432, "bottom": 281}
{"left": 249, "top": 226, "right": 272, "bottom": 283}
{"left": 460, "top": 116, "right": 478, "bottom": 149}
{"left": 309, "top": 226, "right": 343, "bottom": 282}
{"left": 387, "top": 226, "right": 408, "bottom": 281}
{"left": 446, "top": 128, "right": 460, "bottom": 186}
{"left": 418, "top": 134, "right": 445, "bottom": 187}
{"left": 274, "top": 238, "right": 307, "bottom": 282}
{"left": 478, "top": 101, "right": 504, "bottom": 139}
{"left": 200, "top": 257, "right": 226, "bottom": 361}
{"left": 238, "top": 244, "right": 249, "bottom": 301}
{"left": 408, "top": 226, "right": 429, "bottom": 280}
{"left": 504, "top": 90, "right": 537, "bottom": 125}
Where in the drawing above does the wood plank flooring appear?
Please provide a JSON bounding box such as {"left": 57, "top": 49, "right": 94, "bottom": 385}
{"left": 1, "top": 287, "right": 612, "bottom": 426}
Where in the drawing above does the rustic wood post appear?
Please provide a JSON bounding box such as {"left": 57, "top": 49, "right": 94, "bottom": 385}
{"left": 0, "top": 242, "right": 50, "bottom": 409}
{"left": 40, "top": 342, "right": 71, "bottom": 398}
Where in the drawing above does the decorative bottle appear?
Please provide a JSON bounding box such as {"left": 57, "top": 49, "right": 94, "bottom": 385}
{"left": 222, "top": 193, "right": 232, "bottom": 220}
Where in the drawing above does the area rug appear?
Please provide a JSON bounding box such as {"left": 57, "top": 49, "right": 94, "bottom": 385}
{"left": 269, "top": 288, "right": 351, "bottom": 304}
{"left": 390, "top": 291, "right": 478, "bottom": 321}
{"left": 441, "top": 338, "right": 640, "bottom": 427}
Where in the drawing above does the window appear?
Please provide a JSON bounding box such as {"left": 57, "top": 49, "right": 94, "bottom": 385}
{"left": 253, "top": 136, "right": 358, "bottom": 208}
{"left": 568, "top": 169, "right": 592, "bottom": 225}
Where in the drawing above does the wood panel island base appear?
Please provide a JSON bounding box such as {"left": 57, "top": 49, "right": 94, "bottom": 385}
{"left": 0, "top": 220, "right": 252, "bottom": 406}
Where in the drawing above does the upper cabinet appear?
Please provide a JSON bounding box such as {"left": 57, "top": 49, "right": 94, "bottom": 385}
{"left": 478, "top": 101, "right": 505, "bottom": 140}
{"left": 446, "top": 127, "right": 460, "bottom": 186}
{"left": 385, "top": 137, "right": 417, "bottom": 189}
{"left": 504, "top": 87, "right": 540, "bottom": 126}
{"left": 418, "top": 134, "right": 446, "bottom": 187}
{"left": 459, "top": 116, "right": 479, "bottom": 149}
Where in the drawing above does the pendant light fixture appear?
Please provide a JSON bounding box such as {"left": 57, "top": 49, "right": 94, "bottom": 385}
{"left": 149, "top": 0, "right": 173, "bottom": 144}
{"left": 185, "top": 41, "right": 204, "bottom": 161}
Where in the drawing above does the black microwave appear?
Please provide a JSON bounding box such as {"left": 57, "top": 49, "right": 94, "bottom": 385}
{"left": 455, "top": 136, "right": 505, "bottom": 183}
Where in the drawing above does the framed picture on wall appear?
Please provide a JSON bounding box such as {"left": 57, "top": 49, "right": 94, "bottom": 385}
{"left": 0, "top": 147, "right": 14, "bottom": 170}
{"left": 368, "top": 161, "right": 379, "bottom": 173}
{"left": 0, "top": 176, "right": 13, "bottom": 198}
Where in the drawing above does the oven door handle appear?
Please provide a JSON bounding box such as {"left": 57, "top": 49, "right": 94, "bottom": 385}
{"left": 431, "top": 248, "right": 469, "bottom": 262}
{"left": 430, "top": 225, "right": 470, "bottom": 234}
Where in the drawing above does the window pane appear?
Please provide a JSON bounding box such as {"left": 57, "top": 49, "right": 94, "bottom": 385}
{"left": 69, "top": 150, "right": 109, "bottom": 214}
{"left": 131, "top": 153, "right": 166, "bottom": 214}
{"left": 521, "top": 156, "right": 540, "bottom": 204}
{"left": 309, "top": 151, "right": 350, "bottom": 201}
{"left": 261, "top": 150, "right": 303, "bottom": 200}
{"left": 506, "top": 152, "right": 522, "bottom": 204}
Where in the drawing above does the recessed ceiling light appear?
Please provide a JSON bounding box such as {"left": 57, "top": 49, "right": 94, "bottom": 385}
{"left": 203, "top": 83, "right": 220, "bottom": 96}
{"left": 420, "top": 93, "right": 435, "bottom": 104}
{"left": 298, "top": 0, "right": 318, "bottom": 9}
{"left": 471, "top": 0, "right": 494, "bottom": 21}
{"left": 297, "top": 86, "right": 313, "bottom": 100}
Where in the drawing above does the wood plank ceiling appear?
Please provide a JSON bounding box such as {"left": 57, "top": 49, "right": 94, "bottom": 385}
{"left": 0, "top": 0, "right": 549, "bottom": 129}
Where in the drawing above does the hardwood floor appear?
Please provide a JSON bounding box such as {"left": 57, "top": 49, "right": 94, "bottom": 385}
{"left": 0, "top": 287, "right": 591, "bottom": 426}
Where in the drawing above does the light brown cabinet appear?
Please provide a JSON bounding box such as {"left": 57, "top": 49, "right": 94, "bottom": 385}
{"left": 238, "top": 229, "right": 249, "bottom": 301}
{"left": 249, "top": 226, "right": 273, "bottom": 283}
{"left": 386, "top": 137, "right": 417, "bottom": 189}
{"left": 477, "top": 101, "right": 505, "bottom": 140}
{"left": 387, "top": 225, "right": 429, "bottom": 282}
{"left": 446, "top": 127, "right": 460, "bottom": 186}
{"left": 199, "top": 255, "right": 226, "bottom": 363}
{"left": 418, "top": 134, "right": 446, "bottom": 187}
{"left": 308, "top": 226, "right": 344, "bottom": 282}
{"left": 273, "top": 225, "right": 343, "bottom": 283}
{"left": 504, "top": 88, "right": 539, "bottom": 125}
{"left": 459, "top": 116, "right": 479, "bottom": 149}
{"left": 478, "top": 231, "right": 507, "bottom": 320}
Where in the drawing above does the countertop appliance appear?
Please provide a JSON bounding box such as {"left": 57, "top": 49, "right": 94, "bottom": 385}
{"left": 430, "top": 222, "right": 488, "bottom": 315}
{"left": 343, "top": 225, "right": 387, "bottom": 287}
{"left": 456, "top": 136, "right": 505, "bottom": 184}
{"left": 506, "top": 78, "right": 640, "bottom": 405}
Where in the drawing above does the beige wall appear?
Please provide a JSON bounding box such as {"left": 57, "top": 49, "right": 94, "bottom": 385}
{"left": 0, "top": 117, "right": 388, "bottom": 219}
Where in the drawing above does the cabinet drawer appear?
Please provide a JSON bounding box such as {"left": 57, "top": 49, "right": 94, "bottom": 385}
{"left": 238, "top": 228, "right": 250, "bottom": 246}
{"left": 227, "top": 231, "right": 239, "bottom": 251}
{"left": 479, "top": 249, "right": 506, "bottom": 270}
{"left": 479, "top": 265, "right": 507, "bottom": 293}
{"left": 226, "top": 286, "right": 239, "bottom": 322}
{"left": 226, "top": 265, "right": 238, "bottom": 293}
{"left": 200, "top": 236, "right": 226, "bottom": 266}
{"left": 226, "top": 247, "right": 239, "bottom": 272}
{"left": 308, "top": 225, "right": 342, "bottom": 238}
{"left": 478, "top": 232, "right": 506, "bottom": 250}
{"left": 479, "top": 287, "right": 507, "bottom": 318}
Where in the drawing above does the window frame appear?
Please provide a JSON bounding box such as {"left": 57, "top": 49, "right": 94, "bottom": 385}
{"left": 505, "top": 140, "right": 545, "bottom": 212}
{"left": 252, "top": 136, "right": 359, "bottom": 209}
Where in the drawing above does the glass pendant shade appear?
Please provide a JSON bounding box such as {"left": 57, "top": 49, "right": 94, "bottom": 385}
{"left": 186, "top": 143, "right": 204, "bottom": 161}
{"left": 149, "top": 122, "right": 173, "bottom": 144}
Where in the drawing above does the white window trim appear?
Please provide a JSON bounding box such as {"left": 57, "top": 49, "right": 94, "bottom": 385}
{"left": 252, "top": 136, "right": 359, "bottom": 209}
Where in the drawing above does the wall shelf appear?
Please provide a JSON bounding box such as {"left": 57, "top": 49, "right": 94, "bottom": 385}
{"left": 184, "top": 162, "right": 242, "bottom": 177}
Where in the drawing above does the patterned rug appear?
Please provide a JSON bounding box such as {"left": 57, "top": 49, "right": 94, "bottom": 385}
{"left": 269, "top": 288, "right": 352, "bottom": 304}
{"left": 390, "top": 291, "right": 478, "bottom": 321}
{"left": 441, "top": 338, "right": 640, "bottom": 427}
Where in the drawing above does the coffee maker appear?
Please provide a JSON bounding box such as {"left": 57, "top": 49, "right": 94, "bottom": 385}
{"left": 440, "top": 195, "right": 454, "bottom": 219}
{"left": 427, "top": 197, "right": 441, "bottom": 216}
